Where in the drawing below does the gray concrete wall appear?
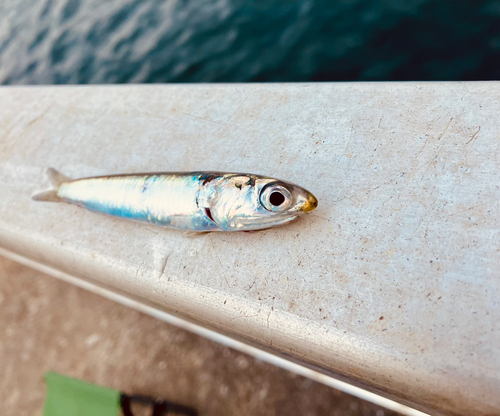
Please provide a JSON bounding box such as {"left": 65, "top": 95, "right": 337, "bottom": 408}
{"left": 0, "top": 83, "right": 498, "bottom": 416}
{"left": 0, "top": 256, "right": 402, "bottom": 416}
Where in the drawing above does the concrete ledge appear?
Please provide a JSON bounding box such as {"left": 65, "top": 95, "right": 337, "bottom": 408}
{"left": 0, "top": 83, "right": 499, "bottom": 416}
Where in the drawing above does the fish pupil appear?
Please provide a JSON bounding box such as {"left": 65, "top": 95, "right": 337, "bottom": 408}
{"left": 269, "top": 192, "right": 285, "bottom": 206}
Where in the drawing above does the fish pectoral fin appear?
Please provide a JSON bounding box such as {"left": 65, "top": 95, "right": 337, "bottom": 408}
{"left": 182, "top": 231, "right": 212, "bottom": 238}
{"left": 31, "top": 190, "right": 62, "bottom": 202}
{"left": 47, "top": 167, "right": 72, "bottom": 187}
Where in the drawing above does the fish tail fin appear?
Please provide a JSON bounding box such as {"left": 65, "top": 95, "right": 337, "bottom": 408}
{"left": 31, "top": 168, "right": 72, "bottom": 202}
{"left": 47, "top": 167, "right": 72, "bottom": 187}
{"left": 31, "top": 190, "right": 61, "bottom": 202}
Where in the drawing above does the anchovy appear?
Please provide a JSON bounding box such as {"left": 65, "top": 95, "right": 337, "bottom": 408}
{"left": 32, "top": 168, "right": 318, "bottom": 231}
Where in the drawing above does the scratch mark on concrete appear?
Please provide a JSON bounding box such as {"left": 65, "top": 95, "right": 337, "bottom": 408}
{"left": 437, "top": 117, "right": 453, "bottom": 140}
{"left": 407, "top": 218, "right": 422, "bottom": 240}
{"left": 472, "top": 147, "right": 493, "bottom": 163}
{"left": 223, "top": 97, "right": 248, "bottom": 127}
{"left": 267, "top": 298, "right": 276, "bottom": 328}
{"left": 0, "top": 126, "right": 14, "bottom": 143}
{"left": 466, "top": 126, "right": 481, "bottom": 145}
{"left": 250, "top": 232, "right": 266, "bottom": 247}
{"left": 25, "top": 110, "right": 48, "bottom": 129}
{"left": 448, "top": 203, "right": 487, "bottom": 217}
{"left": 209, "top": 234, "right": 223, "bottom": 267}
{"left": 344, "top": 124, "right": 354, "bottom": 158}
{"left": 418, "top": 160, "right": 434, "bottom": 181}
{"left": 161, "top": 253, "right": 171, "bottom": 276}
{"left": 413, "top": 138, "right": 429, "bottom": 161}
{"left": 209, "top": 235, "right": 234, "bottom": 288}
{"left": 231, "top": 313, "right": 259, "bottom": 321}
{"left": 224, "top": 276, "right": 235, "bottom": 289}
{"left": 90, "top": 108, "right": 111, "bottom": 127}
{"left": 179, "top": 112, "right": 225, "bottom": 126}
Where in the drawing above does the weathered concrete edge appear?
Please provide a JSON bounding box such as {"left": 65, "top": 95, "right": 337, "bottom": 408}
{"left": 0, "top": 245, "right": 428, "bottom": 416}
{"left": 2, "top": 82, "right": 498, "bottom": 416}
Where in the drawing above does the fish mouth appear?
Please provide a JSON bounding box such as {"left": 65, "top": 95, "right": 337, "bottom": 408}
{"left": 300, "top": 193, "right": 318, "bottom": 212}
{"left": 233, "top": 213, "right": 301, "bottom": 231}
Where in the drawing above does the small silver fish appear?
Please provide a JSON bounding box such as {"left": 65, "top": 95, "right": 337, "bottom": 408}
{"left": 32, "top": 168, "right": 318, "bottom": 232}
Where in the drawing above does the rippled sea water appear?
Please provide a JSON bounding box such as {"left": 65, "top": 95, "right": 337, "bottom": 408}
{"left": 0, "top": 0, "right": 499, "bottom": 84}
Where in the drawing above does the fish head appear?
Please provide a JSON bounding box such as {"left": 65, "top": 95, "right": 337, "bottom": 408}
{"left": 205, "top": 174, "right": 317, "bottom": 231}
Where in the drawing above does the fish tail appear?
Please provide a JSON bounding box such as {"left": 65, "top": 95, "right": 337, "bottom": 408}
{"left": 31, "top": 190, "right": 61, "bottom": 202}
{"left": 47, "top": 167, "right": 72, "bottom": 187}
{"left": 31, "top": 167, "right": 73, "bottom": 202}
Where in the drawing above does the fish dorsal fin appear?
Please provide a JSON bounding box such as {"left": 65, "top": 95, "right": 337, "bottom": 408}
{"left": 47, "top": 167, "right": 72, "bottom": 187}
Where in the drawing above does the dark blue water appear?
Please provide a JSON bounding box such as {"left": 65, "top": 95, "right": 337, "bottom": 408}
{"left": 0, "top": 0, "right": 499, "bottom": 84}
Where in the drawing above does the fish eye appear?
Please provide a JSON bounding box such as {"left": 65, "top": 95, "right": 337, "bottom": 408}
{"left": 269, "top": 191, "right": 285, "bottom": 206}
{"left": 260, "top": 184, "right": 292, "bottom": 212}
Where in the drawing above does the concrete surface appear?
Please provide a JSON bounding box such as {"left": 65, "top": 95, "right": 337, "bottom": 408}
{"left": 0, "top": 83, "right": 499, "bottom": 415}
{"left": 0, "top": 256, "right": 399, "bottom": 416}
